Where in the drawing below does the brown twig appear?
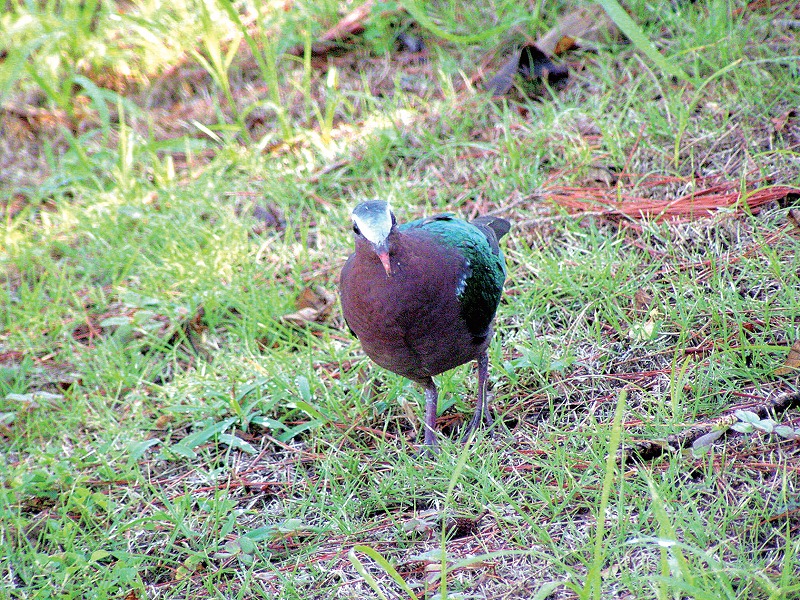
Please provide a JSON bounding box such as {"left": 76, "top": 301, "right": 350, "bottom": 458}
{"left": 286, "top": 1, "right": 377, "bottom": 57}
{"left": 625, "top": 389, "right": 800, "bottom": 463}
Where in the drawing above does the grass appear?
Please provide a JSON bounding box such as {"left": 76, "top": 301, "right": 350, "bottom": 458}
{"left": 2, "top": 0, "right": 800, "bottom": 598}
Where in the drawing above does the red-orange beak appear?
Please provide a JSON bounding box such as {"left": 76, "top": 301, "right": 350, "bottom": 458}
{"left": 378, "top": 251, "right": 392, "bottom": 277}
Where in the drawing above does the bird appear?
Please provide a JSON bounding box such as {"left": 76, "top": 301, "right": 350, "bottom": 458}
{"left": 339, "top": 200, "right": 510, "bottom": 449}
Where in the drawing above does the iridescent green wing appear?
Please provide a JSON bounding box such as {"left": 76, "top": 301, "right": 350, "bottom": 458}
{"left": 402, "top": 214, "right": 507, "bottom": 336}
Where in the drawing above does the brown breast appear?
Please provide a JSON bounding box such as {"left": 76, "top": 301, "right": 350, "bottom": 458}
{"left": 340, "top": 230, "right": 493, "bottom": 383}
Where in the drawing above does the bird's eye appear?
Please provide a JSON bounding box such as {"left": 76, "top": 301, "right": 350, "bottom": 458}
{"left": 352, "top": 223, "right": 361, "bottom": 235}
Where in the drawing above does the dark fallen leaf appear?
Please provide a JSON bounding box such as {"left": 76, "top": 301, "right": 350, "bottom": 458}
{"left": 296, "top": 286, "right": 335, "bottom": 312}
{"left": 772, "top": 109, "right": 797, "bottom": 134}
{"left": 252, "top": 203, "right": 286, "bottom": 234}
{"left": 234, "top": 200, "right": 286, "bottom": 235}
{"left": 443, "top": 511, "right": 487, "bottom": 539}
{"left": 281, "top": 286, "right": 336, "bottom": 327}
{"left": 187, "top": 305, "right": 207, "bottom": 335}
{"left": 142, "top": 191, "right": 159, "bottom": 207}
{"left": 424, "top": 561, "right": 442, "bottom": 588}
{"left": 554, "top": 35, "right": 577, "bottom": 55}
{"left": 787, "top": 208, "right": 800, "bottom": 230}
{"left": 154, "top": 414, "right": 175, "bottom": 429}
{"left": 634, "top": 289, "right": 653, "bottom": 311}
{"left": 1, "top": 354, "right": 82, "bottom": 390}
{"left": 775, "top": 340, "right": 800, "bottom": 376}
{"left": 485, "top": 44, "right": 568, "bottom": 96}
{"left": 397, "top": 31, "right": 425, "bottom": 53}
{"left": 286, "top": 0, "right": 385, "bottom": 57}
{"left": 1, "top": 193, "right": 28, "bottom": 220}
{"left": 583, "top": 164, "right": 619, "bottom": 187}
{"left": 518, "top": 44, "right": 567, "bottom": 82}
{"left": 1, "top": 101, "right": 72, "bottom": 131}
{"left": 0, "top": 351, "right": 25, "bottom": 364}
{"left": 777, "top": 190, "right": 800, "bottom": 209}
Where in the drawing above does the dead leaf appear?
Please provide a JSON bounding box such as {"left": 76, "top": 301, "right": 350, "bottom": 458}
{"left": 787, "top": 208, "right": 800, "bottom": 230}
{"left": 485, "top": 44, "right": 568, "bottom": 96}
{"left": 296, "top": 286, "right": 335, "bottom": 311}
{"left": 1, "top": 355, "right": 81, "bottom": 391}
{"left": 0, "top": 351, "right": 25, "bottom": 365}
{"left": 286, "top": 1, "right": 381, "bottom": 57}
{"left": 1, "top": 101, "right": 71, "bottom": 132}
{"left": 775, "top": 340, "right": 800, "bottom": 376}
{"left": 424, "top": 561, "right": 442, "bottom": 589}
{"left": 233, "top": 200, "right": 286, "bottom": 235}
{"left": 553, "top": 35, "right": 576, "bottom": 55}
{"left": 187, "top": 305, "right": 207, "bottom": 335}
{"left": 515, "top": 44, "right": 568, "bottom": 85}
{"left": 397, "top": 31, "right": 425, "bottom": 54}
{"left": 154, "top": 414, "right": 175, "bottom": 429}
{"left": 1, "top": 193, "right": 28, "bottom": 220}
{"left": 281, "top": 286, "right": 336, "bottom": 326}
{"left": 444, "top": 511, "right": 487, "bottom": 539}
{"left": 402, "top": 516, "right": 434, "bottom": 535}
{"left": 629, "top": 319, "right": 655, "bottom": 341}
{"left": 772, "top": 109, "right": 797, "bottom": 134}
{"left": 691, "top": 428, "right": 726, "bottom": 450}
{"left": 536, "top": 5, "right": 618, "bottom": 56}
{"left": 251, "top": 203, "right": 283, "bottom": 226}
{"left": 629, "top": 306, "right": 660, "bottom": 341}
{"left": 582, "top": 164, "right": 618, "bottom": 187}
{"left": 142, "top": 191, "right": 159, "bottom": 206}
{"left": 281, "top": 307, "right": 321, "bottom": 326}
{"left": 634, "top": 289, "right": 653, "bottom": 311}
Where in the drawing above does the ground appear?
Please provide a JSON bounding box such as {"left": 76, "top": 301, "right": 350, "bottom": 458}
{"left": 1, "top": 1, "right": 800, "bottom": 598}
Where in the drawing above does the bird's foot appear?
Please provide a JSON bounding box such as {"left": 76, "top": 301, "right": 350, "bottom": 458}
{"left": 460, "top": 400, "right": 495, "bottom": 443}
{"left": 462, "top": 351, "right": 495, "bottom": 443}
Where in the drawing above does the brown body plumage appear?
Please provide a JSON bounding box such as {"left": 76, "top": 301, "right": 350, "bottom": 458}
{"left": 340, "top": 201, "right": 510, "bottom": 449}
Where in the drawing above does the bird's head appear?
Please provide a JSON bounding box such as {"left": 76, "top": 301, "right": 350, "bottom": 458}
{"left": 351, "top": 200, "right": 396, "bottom": 276}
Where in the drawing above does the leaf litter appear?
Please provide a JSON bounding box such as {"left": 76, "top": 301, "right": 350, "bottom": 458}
{"left": 280, "top": 285, "right": 337, "bottom": 327}
{"left": 545, "top": 173, "right": 800, "bottom": 222}
{"left": 3, "top": 2, "right": 800, "bottom": 599}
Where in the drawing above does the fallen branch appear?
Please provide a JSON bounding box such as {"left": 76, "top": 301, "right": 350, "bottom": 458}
{"left": 625, "top": 389, "right": 800, "bottom": 462}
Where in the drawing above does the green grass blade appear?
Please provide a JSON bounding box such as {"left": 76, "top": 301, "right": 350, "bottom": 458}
{"left": 350, "top": 545, "right": 420, "bottom": 600}
{"left": 596, "top": 0, "right": 693, "bottom": 82}
{"left": 71, "top": 74, "right": 111, "bottom": 139}
{"left": 647, "top": 479, "right": 696, "bottom": 591}
{"left": 585, "top": 387, "right": 626, "bottom": 599}
{"left": 401, "top": 0, "right": 513, "bottom": 44}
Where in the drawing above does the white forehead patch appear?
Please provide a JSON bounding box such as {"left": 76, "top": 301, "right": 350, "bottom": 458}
{"left": 352, "top": 203, "right": 392, "bottom": 245}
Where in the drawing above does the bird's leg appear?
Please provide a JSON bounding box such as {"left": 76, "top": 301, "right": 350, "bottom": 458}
{"left": 462, "top": 351, "right": 493, "bottom": 442}
{"left": 422, "top": 378, "right": 440, "bottom": 450}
